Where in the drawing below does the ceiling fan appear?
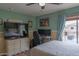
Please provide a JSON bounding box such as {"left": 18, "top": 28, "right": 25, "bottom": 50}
{"left": 26, "top": 3, "right": 63, "bottom": 9}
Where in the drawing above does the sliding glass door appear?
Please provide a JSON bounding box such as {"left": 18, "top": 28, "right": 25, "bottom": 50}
{"left": 62, "top": 15, "right": 79, "bottom": 44}
{"left": 62, "top": 20, "right": 77, "bottom": 44}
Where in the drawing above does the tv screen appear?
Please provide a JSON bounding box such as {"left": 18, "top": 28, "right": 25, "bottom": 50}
{"left": 38, "top": 29, "right": 51, "bottom": 36}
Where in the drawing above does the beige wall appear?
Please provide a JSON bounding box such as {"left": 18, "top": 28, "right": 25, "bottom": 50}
{"left": 51, "top": 31, "right": 57, "bottom": 40}
{"left": 0, "top": 32, "right": 6, "bottom": 53}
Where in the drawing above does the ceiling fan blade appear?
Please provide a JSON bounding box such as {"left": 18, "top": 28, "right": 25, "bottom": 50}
{"left": 26, "top": 3, "right": 35, "bottom": 6}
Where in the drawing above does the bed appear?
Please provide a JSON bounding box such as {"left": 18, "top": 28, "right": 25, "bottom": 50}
{"left": 30, "top": 40, "right": 79, "bottom": 56}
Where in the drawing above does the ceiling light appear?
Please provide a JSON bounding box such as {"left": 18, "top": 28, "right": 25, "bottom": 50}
{"left": 39, "top": 3, "right": 45, "bottom": 6}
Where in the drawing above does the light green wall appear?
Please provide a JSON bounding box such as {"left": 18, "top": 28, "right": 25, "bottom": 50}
{"left": 0, "top": 9, "right": 36, "bottom": 32}
{"left": 36, "top": 11, "right": 64, "bottom": 31}
{"left": 36, "top": 6, "right": 79, "bottom": 31}
{"left": 64, "top": 6, "right": 79, "bottom": 16}
{"left": 36, "top": 13, "right": 58, "bottom": 31}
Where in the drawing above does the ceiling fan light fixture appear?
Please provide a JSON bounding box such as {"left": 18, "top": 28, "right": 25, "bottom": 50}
{"left": 39, "top": 3, "right": 45, "bottom": 6}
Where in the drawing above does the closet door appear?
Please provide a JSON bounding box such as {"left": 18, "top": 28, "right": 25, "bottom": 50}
{"left": 25, "top": 38, "right": 29, "bottom": 50}
{"left": 20, "top": 38, "right": 29, "bottom": 52}
{"left": 6, "top": 40, "right": 15, "bottom": 55}
{"left": 14, "top": 39, "right": 20, "bottom": 54}
{"left": 20, "top": 38, "right": 27, "bottom": 52}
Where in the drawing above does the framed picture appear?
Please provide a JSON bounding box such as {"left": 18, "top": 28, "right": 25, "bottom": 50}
{"left": 28, "top": 21, "right": 32, "bottom": 28}
{"left": 40, "top": 17, "right": 49, "bottom": 27}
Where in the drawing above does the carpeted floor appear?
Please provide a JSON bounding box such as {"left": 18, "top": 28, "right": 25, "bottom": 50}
{"left": 14, "top": 50, "right": 31, "bottom": 56}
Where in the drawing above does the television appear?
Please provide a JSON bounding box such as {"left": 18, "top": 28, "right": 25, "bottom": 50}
{"left": 4, "top": 22, "right": 28, "bottom": 39}
{"left": 38, "top": 29, "right": 51, "bottom": 36}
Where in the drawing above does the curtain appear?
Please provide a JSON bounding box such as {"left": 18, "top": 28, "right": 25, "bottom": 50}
{"left": 57, "top": 14, "right": 65, "bottom": 41}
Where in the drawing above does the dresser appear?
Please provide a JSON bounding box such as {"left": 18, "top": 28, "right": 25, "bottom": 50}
{"left": 6, "top": 38, "right": 29, "bottom": 55}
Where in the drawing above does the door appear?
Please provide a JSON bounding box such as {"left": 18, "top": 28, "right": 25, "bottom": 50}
{"left": 62, "top": 20, "right": 77, "bottom": 44}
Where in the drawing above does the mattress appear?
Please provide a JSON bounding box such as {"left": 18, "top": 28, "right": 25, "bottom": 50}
{"left": 30, "top": 40, "right": 79, "bottom": 56}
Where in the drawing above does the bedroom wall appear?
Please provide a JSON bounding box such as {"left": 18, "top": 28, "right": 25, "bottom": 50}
{"left": 0, "top": 9, "right": 36, "bottom": 32}
{"left": 36, "top": 6, "right": 79, "bottom": 40}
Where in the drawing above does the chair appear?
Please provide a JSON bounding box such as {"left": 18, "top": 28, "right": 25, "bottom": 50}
{"left": 31, "top": 31, "right": 41, "bottom": 47}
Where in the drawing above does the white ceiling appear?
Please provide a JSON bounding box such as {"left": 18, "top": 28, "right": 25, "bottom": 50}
{"left": 0, "top": 3, "right": 79, "bottom": 16}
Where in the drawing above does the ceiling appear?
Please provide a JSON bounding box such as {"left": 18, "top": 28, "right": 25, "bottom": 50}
{"left": 0, "top": 3, "right": 79, "bottom": 16}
